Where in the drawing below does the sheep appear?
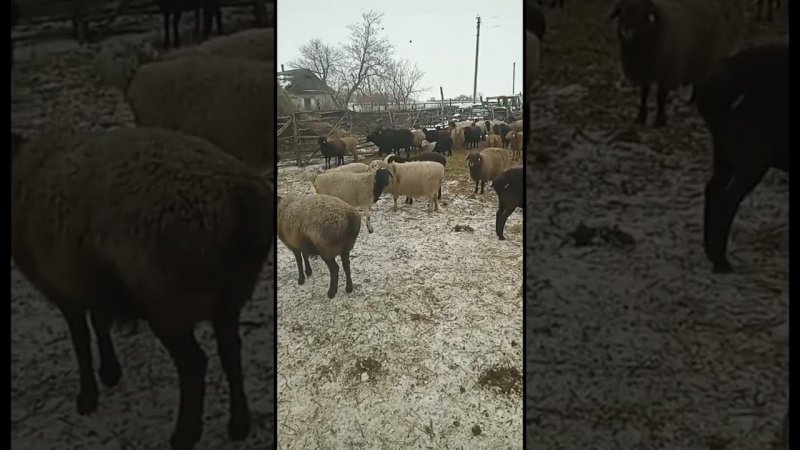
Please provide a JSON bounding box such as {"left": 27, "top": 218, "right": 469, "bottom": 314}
{"left": 312, "top": 167, "right": 394, "bottom": 234}
{"left": 609, "top": 0, "right": 745, "bottom": 127}
{"left": 529, "top": 0, "right": 546, "bottom": 40}
{"left": 421, "top": 139, "right": 437, "bottom": 153}
{"left": 160, "top": 27, "right": 274, "bottom": 63}
{"left": 486, "top": 133, "right": 503, "bottom": 148}
{"left": 366, "top": 127, "right": 414, "bottom": 157}
{"left": 509, "top": 119, "right": 523, "bottom": 132}
{"left": 11, "top": 126, "right": 273, "bottom": 449}
{"left": 756, "top": 0, "right": 781, "bottom": 22}
{"left": 317, "top": 136, "right": 346, "bottom": 169}
{"left": 369, "top": 160, "right": 445, "bottom": 212}
{"left": 450, "top": 126, "right": 466, "bottom": 150}
{"left": 277, "top": 194, "right": 361, "bottom": 299}
{"left": 333, "top": 162, "right": 370, "bottom": 173}
{"left": 467, "top": 147, "right": 513, "bottom": 194}
{"left": 464, "top": 125, "right": 483, "bottom": 149}
{"left": 492, "top": 166, "right": 524, "bottom": 240}
{"left": 505, "top": 131, "right": 515, "bottom": 148}
{"left": 695, "top": 42, "right": 788, "bottom": 273}
{"left": 434, "top": 135, "right": 454, "bottom": 156}
{"left": 385, "top": 152, "right": 447, "bottom": 203}
{"left": 411, "top": 129, "right": 426, "bottom": 152}
{"left": 154, "top": 0, "right": 222, "bottom": 49}
{"left": 96, "top": 52, "right": 274, "bottom": 171}
{"left": 492, "top": 123, "right": 512, "bottom": 146}
{"left": 509, "top": 131, "right": 524, "bottom": 160}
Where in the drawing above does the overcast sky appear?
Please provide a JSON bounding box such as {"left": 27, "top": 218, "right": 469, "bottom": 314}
{"left": 277, "top": 0, "right": 523, "bottom": 102}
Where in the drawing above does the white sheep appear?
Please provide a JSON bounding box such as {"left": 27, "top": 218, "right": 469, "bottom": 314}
{"left": 369, "top": 160, "right": 445, "bottom": 212}
{"left": 160, "top": 27, "right": 274, "bottom": 63}
{"left": 312, "top": 168, "right": 394, "bottom": 233}
{"left": 411, "top": 129, "right": 426, "bottom": 151}
{"left": 277, "top": 194, "right": 362, "bottom": 298}
{"left": 420, "top": 139, "right": 437, "bottom": 153}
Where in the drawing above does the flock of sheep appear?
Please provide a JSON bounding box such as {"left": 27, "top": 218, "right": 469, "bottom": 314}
{"left": 529, "top": 0, "right": 788, "bottom": 274}
{"left": 278, "top": 118, "right": 526, "bottom": 299}
{"left": 11, "top": 8, "right": 276, "bottom": 448}
{"left": 529, "top": 0, "right": 788, "bottom": 444}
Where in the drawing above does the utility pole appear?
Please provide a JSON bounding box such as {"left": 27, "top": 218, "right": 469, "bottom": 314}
{"left": 472, "top": 15, "right": 481, "bottom": 103}
{"left": 512, "top": 61, "right": 516, "bottom": 95}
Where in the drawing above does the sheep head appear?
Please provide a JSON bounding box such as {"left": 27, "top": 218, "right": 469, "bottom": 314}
{"left": 317, "top": 136, "right": 327, "bottom": 146}
{"left": 372, "top": 168, "right": 393, "bottom": 202}
{"left": 610, "top": 0, "right": 659, "bottom": 44}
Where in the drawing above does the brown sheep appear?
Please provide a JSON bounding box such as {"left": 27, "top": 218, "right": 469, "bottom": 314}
{"left": 486, "top": 133, "right": 503, "bottom": 148}
{"left": 466, "top": 147, "right": 513, "bottom": 194}
{"left": 11, "top": 127, "right": 273, "bottom": 449}
{"left": 510, "top": 131, "right": 524, "bottom": 160}
{"left": 277, "top": 194, "right": 362, "bottom": 298}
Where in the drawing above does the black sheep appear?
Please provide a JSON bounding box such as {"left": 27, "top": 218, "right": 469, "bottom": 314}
{"left": 492, "top": 166, "right": 523, "bottom": 240}
{"left": 695, "top": 42, "right": 788, "bottom": 273}
{"left": 317, "top": 136, "right": 346, "bottom": 170}
{"left": 529, "top": 0, "right": 546, "bottom": 40}
{"left": 493, "top": 123, "right": 512, "bottom": 147}
{"left": 464, "top": 125, "right": 482, "bottom": 149}
{"left": 366, "top": 127, "right": 414, "bottom": 158}
{"left": 153, "top": 0, "right": 222, "bottom": 49}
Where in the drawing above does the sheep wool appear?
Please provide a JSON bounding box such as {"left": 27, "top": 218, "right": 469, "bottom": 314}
{"left": 312, "top": 168, "right": 393, "bottom": 233}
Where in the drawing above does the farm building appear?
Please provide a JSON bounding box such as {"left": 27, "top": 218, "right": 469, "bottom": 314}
{"left": 277, "top": 67, "right": 336, "bottom": 111}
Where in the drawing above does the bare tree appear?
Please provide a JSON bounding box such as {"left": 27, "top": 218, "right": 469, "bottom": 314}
{"left": 287, "top": 38, "right": 343, "bottom": 84}
{"left": 376, "top": 59, "right": 427, "bottom": 109}
{"left": 335, "top": 10, "right": 394, "bottom": 109}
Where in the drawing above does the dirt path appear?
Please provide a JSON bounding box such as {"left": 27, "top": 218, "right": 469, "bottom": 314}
{"left": 526, "top": 2, "right": 788, "bottom": 449}
{"left": 277, "top": 149, "right": 523, "bottom": 448}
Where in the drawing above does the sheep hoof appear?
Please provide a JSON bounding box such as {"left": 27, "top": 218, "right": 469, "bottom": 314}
{"left": 327, "top": 289, "right": 337, "bottom": 299}
{"left": 98, "top": 364, "right": 122, "bottom": 387}
{"left": 634, "top": 115, "right": 646, "bottom": 126}
{"left": 76, "top": 390, "right": 98, "bottom": 415}
{"left": 305, "top": 268, "right": 312, "bottom": 276}
{"left": 345, "top": 284, "right": 353, "bottom": 293}
{"left": 367, "top": 225, "right": 374, "bottom": 233}
{"left": 170, "top": 429, "right": 201, "bottom": 450}
{"left": 297, "top": 276, "right": 306, "bottom": 285}
{"left": 653, "top": 116, "right": 667, "bottom": 128}
{"left": 228, "top": 415, "right": 250, "bottom": 441}
{"left": 497, "top": 235, "right": 506, "bottom": 241}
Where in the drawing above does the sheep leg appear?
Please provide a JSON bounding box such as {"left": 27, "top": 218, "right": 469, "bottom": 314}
{"left": 302, "top": 253, "right": 312, "bottom": 275}
{"left": 364, "top": 209, "right": 374, "bottom": 233}
{"left": 152, "top": 327, "right": 207, "bottom": 450}
{"left": 474, "top": 179, "right": 479, "bottom": 194}
{"left": 495, "top": 204, "right": 515, "bottom": 240}
{"left": 194, "top": 9, "right": 200, "bottom": 36}
{"left": 654, "top": 85, "right": 669, "bottom": 128}
{"left": 635, "top": 83, "right": 650, "bottom": 125}
{"left": 172, "top": 11, "right": 182, "bottom": 48}
{"left": 703, "top": 168, "right": 766, "bottom": 273}
{"left": 215, "top": 7, "right": 223, "bottom": 34}
{"left": 322, "top": 256, "right": 340, "bottom": 299}
{"left": 60, "top": 305, "right": 99, "bottom": 415}
{"left": 90, "top": 310, "right": 122, "bottom": 387}
{"left": 480, "top": 180, "right": 486, "bottom": 194}
{"left": 438, "top": 185, "right": 442, "bottom": 200}
{"left": 392, "top": 195, "right": 399, "bottom": 211}
{"left": 212, "top": 309, "right": 250, "bottom": 441}
{"left": 162, "top": 13, "right": 171, "bottom": 48}
{"left": 202, "top": 7, "right": 213, "bottom": 39}
{"left": 293, "top": 250, "right": 306, "bottom": 284}
{"left": 341, "top": 251, "right": 354, "bottom": 293}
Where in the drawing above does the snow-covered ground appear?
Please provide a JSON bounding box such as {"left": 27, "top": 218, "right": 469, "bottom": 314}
{"left": 276, "top": 152, "right": 524, "bottom": 448}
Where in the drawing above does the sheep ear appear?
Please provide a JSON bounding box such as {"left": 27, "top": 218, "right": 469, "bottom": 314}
{"left": 608, "top": 4, "right": 620, "bottom": 21}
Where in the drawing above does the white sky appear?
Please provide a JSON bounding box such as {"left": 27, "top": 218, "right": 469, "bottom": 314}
{"left": 277, "top": 0, "right": 523, "bottom": 102}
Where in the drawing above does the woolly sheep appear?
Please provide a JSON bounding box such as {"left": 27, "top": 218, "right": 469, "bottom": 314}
{"left": 509, "top": 119, "right": 523, "bottom": 132}
{"left": 11, "top": 127, "right": 273, "bottom": 449}
{"left": 160, "top": 27, "right": 274, "bottom": 62}
{"left": 464, "top": 125, "right": 483, "bottom": 149}
{"left": 411, "top": 129, "right": 426, "bottom": 151}
{"left": 317, "top": 136, "right": 346, "bottom": 169}
{"left": 334, "top": 162, "right": 370, "bottom": 173}
{"left": 369, "top": 160, "right": 445, "bottom": 212}
{"left": 312, "top": 168, "right": 394, "bottom": 233}
{"left": 421, "top": 139, "right": 437, "bottom": 153}
{"left": 450, "top": 126, "right": 466, "bottom": 150}
{"left": 385, "top": 152, "right": 447, "bottom": 203}
{"left": 96, "top": 54, "right": 274, "bottom": 171}
{"left": 277, "top": 194, "right": 361, "bottom": 298}
{"left": 467, "top": 147, "right": 513, "bottom": 194}
{"left": 609, "top": 0, "right": 745, "bottom": 127}
{"left": 492, "top": 166, "right": 524, "bottom": 240}
{"left": 695, "top": 42, "right": 788, "bottom": 273}
{"left": 486, "top": 133, "right": 503, "bottom": 148}
{"left": 509, "top": 131, "right": 524, "bottom": 160}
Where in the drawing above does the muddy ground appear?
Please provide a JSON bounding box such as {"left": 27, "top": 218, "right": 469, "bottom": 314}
{"left": 527, "top": 2, "right": 789, "bottom": 449}
{"left": 276, "top": 148, "right": 524, "bottom": 448}
{"left": 11, "top": 11, "right": 276, "bottom": 450}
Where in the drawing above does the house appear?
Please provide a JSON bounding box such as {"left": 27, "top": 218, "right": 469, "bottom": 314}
{"left": 277, "top": 67, "right": 336, "bottom": 111}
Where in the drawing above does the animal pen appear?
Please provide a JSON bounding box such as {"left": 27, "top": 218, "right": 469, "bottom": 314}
{"left": 277, "top": 108, "right": 451, "bottom": 167}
